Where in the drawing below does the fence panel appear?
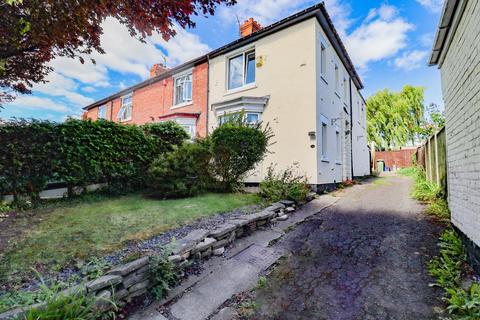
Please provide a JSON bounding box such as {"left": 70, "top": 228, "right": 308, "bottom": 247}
{"left": 416, "top": 127, "right": 447, "bottom": 192}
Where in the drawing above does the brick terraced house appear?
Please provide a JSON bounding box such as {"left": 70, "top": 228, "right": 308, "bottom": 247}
{"left": 84, "top": 2, "right": 370, "bottom": 189}
{"left": 83, "top": 61, "right": 208, "bottom": 138}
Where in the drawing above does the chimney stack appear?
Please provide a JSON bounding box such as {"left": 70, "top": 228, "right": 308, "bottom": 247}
{"left": 150, "top": 63, "right": 169, "bottom": 78}
{"left": 240, "top": 18, "right": 262, "bottom": 38}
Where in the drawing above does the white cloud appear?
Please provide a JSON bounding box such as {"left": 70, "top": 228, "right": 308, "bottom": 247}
{"left": 219, "top": 0, "right": 307, "bottom": 25}
{"left": 10, "top": 95, "right": 71, "bottom": 113}
{"left": 416, "top": 0, "right": 444, "bottom": 13}
{"left": 345, "top": 4, "right": 414, "bottom": 69}
{"left": 82, "top": 86, "right": 96, "bottom": 93}
{"left": 419, "top": 32, "right": 435, "bottom": 47}
{"left": 394, "top": 50, "right": 429, "bottom": 70}
{"left": 33, "top": 72, "right": 94, "bottom": 106}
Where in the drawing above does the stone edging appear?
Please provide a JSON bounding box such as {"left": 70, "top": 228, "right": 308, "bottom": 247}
{"left": 0, "top": 195, "right": 316, "bottom": 320}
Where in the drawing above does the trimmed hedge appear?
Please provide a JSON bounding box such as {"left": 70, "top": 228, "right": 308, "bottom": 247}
{"left": 0, "top": 119, "right": 188, "bottom": 205}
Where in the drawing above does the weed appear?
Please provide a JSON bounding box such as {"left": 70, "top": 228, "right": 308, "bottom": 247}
{"left": 150, "top": 248, "right": 178, "bottom": 300}
{"left": 426, "top": 198, "right": 450, "bottom": 221}
{"left": 237, "top": 300, "right": 259, "bottom": 318}
{"left": 259, "top": 165, "right": 310, "bottom": 203}
{"left": 256, "top": 276, "right": 267, "bottom": 289}
{"left": 428, "top": 228, "right": 480, "bottom": 319}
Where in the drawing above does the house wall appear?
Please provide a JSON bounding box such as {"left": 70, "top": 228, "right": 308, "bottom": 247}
{"left": 208, "top": 17, "right": 368, "bottom": 186}
{"left": 208, "top": 18, "right": 318, "bottom": 184}
{"left": 351, "top": 89, "right": 371, "bottom": 177}
{"left": 84, "top": 63, "right": 208, "bottom": 137}
{"left": 439, "top": 0, "right": 480, "bottom": 250}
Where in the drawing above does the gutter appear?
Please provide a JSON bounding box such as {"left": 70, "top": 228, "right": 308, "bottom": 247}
{"left": 429, "top": 0, "right": 467, "bottom": 66}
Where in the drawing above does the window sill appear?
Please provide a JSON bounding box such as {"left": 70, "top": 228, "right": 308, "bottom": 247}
{"left": 171, "top": 101, "right": 193, "bottom": 109}
{"left": 119, "top": 118, "right": 132, "bottom": 123}
{"left": 336, "top": 161, "right": 342, "bottom": 165}
{"left": 335, "top": 92, "right": 341, "bottom": 99}
{"left": 224, "top": 84, "right": 257, "bottom": 96}
{"left": 320, "top": 75, "right": 328, "bottom": 85}
{"left": 321, "top": 157, "right": 329, "bottom": 163}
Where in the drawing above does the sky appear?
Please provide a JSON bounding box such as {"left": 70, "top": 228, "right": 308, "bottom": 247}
{"left": 1, "top": 0, "right": 445, "bottom": 122}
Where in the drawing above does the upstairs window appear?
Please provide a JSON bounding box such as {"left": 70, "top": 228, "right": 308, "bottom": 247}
{"left": 98, "top": 105, "right": 107, "bottom": 119}
{"left": 343, "top": 77, "right": 348, "bottom": 102}
{"left": 174, "top": 73, "right": 192, "bottom": 105}
{"left": 320, "top": 43, "right": 327, "bottom": 76}
{"left": 228, "top": 50, "right": 255, "bottom": 90}
{"left": 117, "top": 94, "right": 132, "bottom": 122}
{"left": 334, "top": 64, "right": 340, "bottom": 93}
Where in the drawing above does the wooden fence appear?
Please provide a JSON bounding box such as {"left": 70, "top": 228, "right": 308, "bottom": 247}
{"left": 416, "top": 127, "right": 447, "bottom": 191}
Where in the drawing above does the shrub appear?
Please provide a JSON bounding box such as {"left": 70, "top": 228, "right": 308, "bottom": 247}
{"left": 0, "top": 119, "right": 187, "bottom": 206}
{"left": 148, "top": 141, "right": 212, "bottom": 198}
{"left": 142, "top": 121, "right": 190, "bottom": 151}
{"left": 259, "top": 166, "right": 310, "bottom": 203}
{"left": 210, "top": 121, "right": 272, "bottom": 191}
{"left": 0, "top": 119, "right": 58, "bottom": 206}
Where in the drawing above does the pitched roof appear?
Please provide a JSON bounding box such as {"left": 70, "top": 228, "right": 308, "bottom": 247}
{"left": 84, "top": 2, "right": 363, "bottom": 110}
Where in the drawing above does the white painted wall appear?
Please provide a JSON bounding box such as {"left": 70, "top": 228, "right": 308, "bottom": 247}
{"left": 208, "top": 17, "right": 369, "bottom": 186}
{"left": 439, "top": 0, "right": 480, "bottom": 247}
{"left": 352, "top": 89, "right": 371, "bottom": 177}
{"left": 208, "top": 18, "right": 318, "bottom": 184}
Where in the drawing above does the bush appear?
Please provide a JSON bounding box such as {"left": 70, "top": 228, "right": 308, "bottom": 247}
{"left": 148, "top": 142, "right": 212, "bottom": 198}
{"left": 142, "top": 121, "right": 190, "bottom": 151}
{"left": 259, "top": 166, "right": 310, "bottom": 203}
{"left": 0, "top": 119, "right": 189, "bottom": 206}
{"left": 210, "top": 121, "right": 272, "bottom": 191}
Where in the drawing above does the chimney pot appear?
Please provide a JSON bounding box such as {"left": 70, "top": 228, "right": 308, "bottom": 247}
{"left": 150, "top": 63, "right": 169, "bottom": 78}
{"left": 240, "top": 18, "right": 262, "bottom": 38}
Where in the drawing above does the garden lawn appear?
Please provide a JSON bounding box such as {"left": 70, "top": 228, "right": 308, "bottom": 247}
{"left": 0, "top": 193, "right": 260, "bottom": 285}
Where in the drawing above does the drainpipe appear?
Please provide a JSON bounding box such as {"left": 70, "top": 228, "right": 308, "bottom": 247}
{"left": 349, "top": 78, "right": 354, "bottom": 180}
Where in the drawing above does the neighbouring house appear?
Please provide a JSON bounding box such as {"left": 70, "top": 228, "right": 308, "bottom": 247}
{"left": 207, "top": 3, "right": 370, "bottom": 187}
{"left": 84, "top": 2, "right": 370, "bottom": 189}
{"left": 429, "top": 0, "right": 480, "bottom": 273}
{"left": 83, "top": 61, "right": 208, "bottom": 138}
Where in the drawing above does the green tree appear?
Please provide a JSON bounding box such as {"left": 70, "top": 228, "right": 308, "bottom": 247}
{"left": 367, "top": 86, "right": 426, "bottom": 150}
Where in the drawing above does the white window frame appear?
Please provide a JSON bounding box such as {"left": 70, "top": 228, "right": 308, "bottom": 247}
{"left": 98, "top": 105, "right": 107, "bottom": 119}
{"left": 320, "top": 115, "right": 329, "bottom": 162}
{"left": 227, "top": 49, "right": 256, "bottom": 91}
{"left": 173, "top": 70, "right": 193, "bottom": 107}
{"left": 343, "top": 76, "right": 349, "bottom": 103}
{"left": 320, "top": 40, "right": 327, "bottom": 78}
{"left": 335, "top": 128, "right": 342, "bottom": 164}
{"left": 334, "top": 62, "right": 340, "bottom": 96}
{"left": 117, "top": 94, "right": 132, "bottom": 122}
{"left": 218, "top": 111, "right": 261, "bottom": 126}
{"left": 180, "top": 124, "right": 196, "bottom": 139}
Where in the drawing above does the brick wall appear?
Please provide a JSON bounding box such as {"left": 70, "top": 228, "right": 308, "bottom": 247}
{"left": 84, "top": 63, "right": 208, "bottom": 137}
{"left": 440, "top": 0, "right": 480, "bottom": 247}
{"left": 375, "top": 149, "right": 416, "bottom": 170}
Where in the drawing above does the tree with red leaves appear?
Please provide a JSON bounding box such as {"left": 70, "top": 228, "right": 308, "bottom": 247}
{"left": 0, "top": 0, "right": 235, "bottom": 105}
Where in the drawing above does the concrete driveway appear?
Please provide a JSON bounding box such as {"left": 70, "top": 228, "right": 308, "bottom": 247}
{"left": 251, "top": 175, "right": 446, "bottom": 320}
{"left": 129, "top": 175, "right": 446, "bottom": 320}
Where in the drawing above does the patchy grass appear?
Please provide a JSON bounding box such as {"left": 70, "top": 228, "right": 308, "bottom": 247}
{"left": 0, "top": 192, "right": 260, "bottom": 286}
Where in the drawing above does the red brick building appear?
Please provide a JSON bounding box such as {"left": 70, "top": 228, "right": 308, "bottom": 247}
{"left": 83, "top": 59, "right": 208, "bottom": 138}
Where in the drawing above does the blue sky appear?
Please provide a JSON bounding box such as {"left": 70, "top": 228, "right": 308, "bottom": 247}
{"left": 1, "top": 0, "right": 444, "bottom": 121}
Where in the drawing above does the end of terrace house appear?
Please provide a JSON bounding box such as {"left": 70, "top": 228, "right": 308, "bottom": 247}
{"left": 83, "top": 2, "right": 371, "bottom": 191}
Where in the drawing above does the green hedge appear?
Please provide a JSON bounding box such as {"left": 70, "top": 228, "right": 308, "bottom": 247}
{"left": 0, "top": 119, "right": 188, "bottom": 205}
